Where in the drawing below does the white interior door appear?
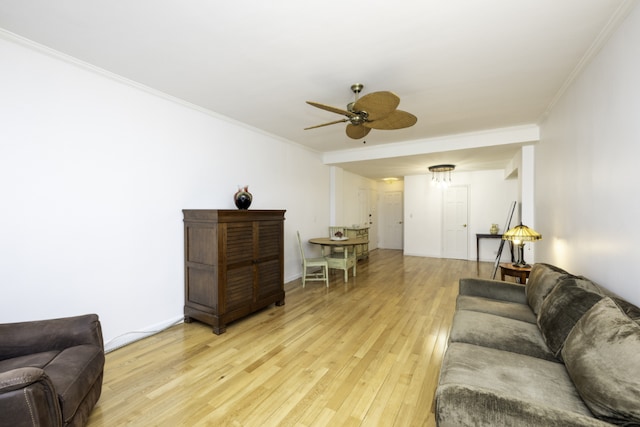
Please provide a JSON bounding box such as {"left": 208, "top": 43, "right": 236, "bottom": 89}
{"left": 443, "top": 186, "right": 468, "bottom": 259}
{"left": 368, "top": 189, "right": 378, "bottom": 250}
{"left": 382, "top": 191, "right": 403, "bottom": 250}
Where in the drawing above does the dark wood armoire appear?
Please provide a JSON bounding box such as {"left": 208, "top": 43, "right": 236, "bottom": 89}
{"left": 182, "top": 209, "right": 286, "bottom": 334}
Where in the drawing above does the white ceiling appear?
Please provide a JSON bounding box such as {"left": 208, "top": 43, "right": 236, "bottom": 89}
{"left": 0, "top": 0, "right": 634, "bottom": 180}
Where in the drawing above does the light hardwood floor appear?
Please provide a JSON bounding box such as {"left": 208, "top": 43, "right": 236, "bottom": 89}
{"left": 87, "top": 250, "right": 494, "bottom": 427}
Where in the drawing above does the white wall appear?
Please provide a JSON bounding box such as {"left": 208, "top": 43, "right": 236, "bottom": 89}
{"left": 330, "top": 168, "right": 377, "bottom": 226}
{"left": 536, "top": 4, "right": 640, "bottom": 305}
{"left": 0, "top": 35, "right": 330, "bottom": 349}
{"left": 404, "top": 170, "right": 518, "bottom": 261}
{"left": 503, "top": 146, "right": 538, "bottom": 263}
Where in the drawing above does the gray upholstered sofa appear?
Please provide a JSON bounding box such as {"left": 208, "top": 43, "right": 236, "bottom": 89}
{"left": 435, "top": 263, "right": 640, "bottom": 426}
{"left": 0, "top": 314, "right": 105, "bottom": 427}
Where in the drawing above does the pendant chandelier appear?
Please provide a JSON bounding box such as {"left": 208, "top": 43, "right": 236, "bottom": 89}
{"left": 429, "top": 164, "right": 455, "bottom": 188}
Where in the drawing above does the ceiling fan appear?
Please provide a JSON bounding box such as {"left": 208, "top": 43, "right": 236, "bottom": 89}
{"left": 305, "top": 83, "right": 417, "bottom": 139}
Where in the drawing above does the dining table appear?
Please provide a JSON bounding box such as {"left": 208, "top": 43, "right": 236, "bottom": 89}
{"left": 308, "top": 237, "right": 368, "bottom": 282}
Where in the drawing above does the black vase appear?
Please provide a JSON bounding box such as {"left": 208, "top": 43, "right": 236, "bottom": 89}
{"left": 234, "top": 186, "right": 252, "bottom": 210}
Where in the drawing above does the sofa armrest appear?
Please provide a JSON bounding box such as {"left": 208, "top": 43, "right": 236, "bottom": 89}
{"left": 459, "top": 278, "right": 527, "bottom": 304}
{"left": 0, "top": 367, "right": 49, "bottom": 393}
{"left": 0, "top": 367, "right": 62, "bottom": 426}
{"left": 0, "top": 314, "right": 103, "bottom": 360}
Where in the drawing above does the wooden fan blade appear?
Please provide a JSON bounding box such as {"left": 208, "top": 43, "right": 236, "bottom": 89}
{"left": 306, "top": 101, "right": 354, "bottom": 117}
{"left": 304, "top": 119, "right": 348, "bottom": 130}
{"left": 364, "top": 110, "right": 417, "bottom": 130}
{"left": 346, "top": 124, "right": 371, "bottom": 139}
{"left": 352, "top": 91, "right": 400, "bottom": 120}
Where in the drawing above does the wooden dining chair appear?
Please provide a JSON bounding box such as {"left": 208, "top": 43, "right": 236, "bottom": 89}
{"left": 296, "top": 231, "right": 329, "bottom": 287}
{"left": 326, "top": 245, "right": 357, "bottom": 283}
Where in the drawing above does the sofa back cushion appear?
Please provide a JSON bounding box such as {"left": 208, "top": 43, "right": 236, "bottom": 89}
{"left": 0, "top": 314, "right": 103, "bottom": 360}
{"left": 537, "top": 277, "right": 604, "bottom": 360}
{"left": 579, "top": 275, "right": 640, "bottom": 321}
{"left": 526, "top": 263, "right": 570, "bottom": 315}
{"left": 561, "top": 297, "right": 640, "bottom": 425}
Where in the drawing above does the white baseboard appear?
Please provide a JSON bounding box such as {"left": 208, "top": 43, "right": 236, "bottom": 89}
{"left": 104, "top": 315, "right": 184, "bottom": 353}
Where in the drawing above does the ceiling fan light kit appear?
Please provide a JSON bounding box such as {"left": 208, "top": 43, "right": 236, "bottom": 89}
{"left": 305, "top": 84, "right": 417, "bottom": 139}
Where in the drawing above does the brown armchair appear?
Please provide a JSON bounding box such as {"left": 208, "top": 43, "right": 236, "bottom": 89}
{"left": 0, "top": 314, "right": 105, "bottom": 427}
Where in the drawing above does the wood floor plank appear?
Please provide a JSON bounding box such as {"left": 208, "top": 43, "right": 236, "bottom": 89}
{"left": 87, "top": 250, "right": 494, "bottom": 426}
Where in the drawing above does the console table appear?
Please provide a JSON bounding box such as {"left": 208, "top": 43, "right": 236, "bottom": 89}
{"left": 476, "top": 233, "right": 503, "bottom": 262}
{"left": 476, "top": 233, "right": 515, "bottom": 263}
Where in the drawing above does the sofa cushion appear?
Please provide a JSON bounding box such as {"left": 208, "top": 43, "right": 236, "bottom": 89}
{"left": 456, "top": 295, "right": 537, "bottom": 323}
{"left": 562, "top": 297, "right": 640, "bottom": 425}
{"left": 526, "top": 263, "right": 570, "bottom": 315}
{"left": 612, "top": 297, "right": 640, "bottom": 320}
{"left": 537, "top": 277, "right": 604, "bottom": 359}
{"left": 581, "top": 277, "right": 640, "bottom": 321}
{"left": 435, "top": 343, "right": 607, "bottom": 427}
{"left": 449, "top": 310, "right": 556, "bottom": 361}
{"left": 459, "top": 278, "right": 528, "bottom": 304}
{"left": 0, "top": 351, "right": 60, "bottom": 373}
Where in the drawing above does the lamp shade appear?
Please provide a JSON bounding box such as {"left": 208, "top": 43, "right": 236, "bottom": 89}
{"left": 502, "top": 223, "right": 542, "bottom": 243}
